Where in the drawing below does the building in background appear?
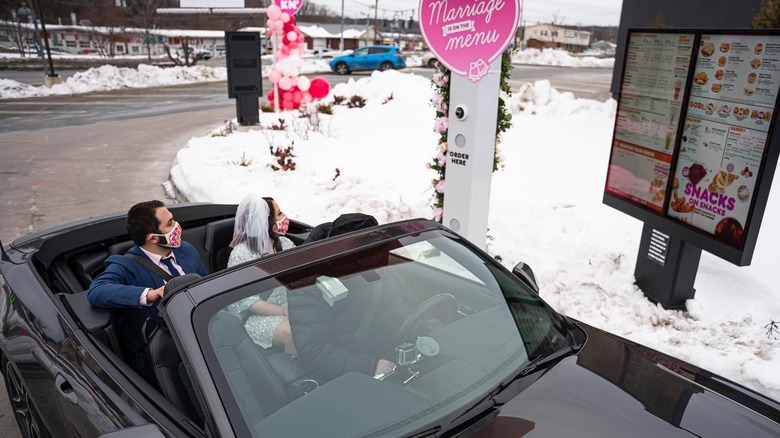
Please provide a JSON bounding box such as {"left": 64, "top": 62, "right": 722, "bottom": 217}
{"left": 523, "top": 23, "right": 592, "bottom": 52}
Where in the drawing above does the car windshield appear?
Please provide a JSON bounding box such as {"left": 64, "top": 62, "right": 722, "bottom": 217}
{"left": 198, "top": 228, "right": 568, "bottom": 437}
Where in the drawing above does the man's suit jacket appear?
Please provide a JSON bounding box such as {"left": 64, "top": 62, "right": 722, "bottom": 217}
{"left": 88, "top": 242, "right": 207, "bottom": 358}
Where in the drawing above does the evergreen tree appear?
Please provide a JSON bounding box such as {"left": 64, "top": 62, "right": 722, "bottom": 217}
{"left": 751, "top": 0, "right": 780, "bottom": 28}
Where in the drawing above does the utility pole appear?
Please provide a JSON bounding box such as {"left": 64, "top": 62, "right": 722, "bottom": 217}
{"left": 33, "top": 0, "right": 59, "bottom": 83}
{"left": 373, "top": 0, "right": 379, "bottom": 44}
{"left": 339, "top": 0, "right": 344, "bottom": 50}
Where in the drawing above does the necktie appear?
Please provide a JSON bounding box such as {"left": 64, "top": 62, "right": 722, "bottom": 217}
{"left": 161, "top": 256, "right": 181, "bottom": 278}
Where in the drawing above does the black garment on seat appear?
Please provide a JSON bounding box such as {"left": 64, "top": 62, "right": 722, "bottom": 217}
{"left": 303, "top": 213, "right": 378, "bottom": 244}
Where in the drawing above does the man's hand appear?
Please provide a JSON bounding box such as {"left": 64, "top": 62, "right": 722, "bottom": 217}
{"left": 375, "top": 359, "right": 396, "bottom": 376}
{"left": 147, "top": 286, "right": 165, "bottom": 303}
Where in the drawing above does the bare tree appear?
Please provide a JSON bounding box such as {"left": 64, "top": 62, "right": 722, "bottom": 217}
{"left": 163, "top": 37, "right": 205, "bottom": 66}
{"left": 82, "top": 0, "right": 127, "bottom": 57}
{"left": 549, "top": 10, "right": 565, "bottom": 48}
{"left": 298, "top": 0, "right": 337, "bottom": 17}
{"left": 125, "top": 0, "right": 161, "bottom": 61}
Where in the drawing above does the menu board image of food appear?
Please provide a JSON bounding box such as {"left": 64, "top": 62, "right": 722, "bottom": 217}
{"left": 607, "top": 33, "right": 695, "bottom": 212}
{"left": 667, "top": 34, "right": 780, "bottom": 248}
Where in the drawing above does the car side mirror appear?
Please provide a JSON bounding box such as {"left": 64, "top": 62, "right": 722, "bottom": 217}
{"left": 512, "top": 262, "right": 539, "bottom": 293}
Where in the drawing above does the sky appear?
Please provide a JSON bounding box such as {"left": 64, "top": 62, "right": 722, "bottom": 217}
{"left": 313, "top": 0, "right": 624, "bottom": 27}
{"left": 2, "top": 47, "right": 778, "bottom": 403}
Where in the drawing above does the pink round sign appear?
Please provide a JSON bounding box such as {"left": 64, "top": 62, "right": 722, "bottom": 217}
{"left": 274, "top": 0, "right": 303, "bottom": 16}
{"left": 419, "top": 0, "right": 520, "bottom": 82}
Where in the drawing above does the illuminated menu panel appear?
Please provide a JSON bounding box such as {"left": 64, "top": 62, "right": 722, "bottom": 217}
{"left": 667, "top": 34, "right": 780, "bottom": 248}
{"left": 606, "top": 33, "right": 695, "bottom": 213}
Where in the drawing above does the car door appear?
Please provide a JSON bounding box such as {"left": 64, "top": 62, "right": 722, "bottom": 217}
{"left": 0, "top": 257, "right": 75, "bottom": 437}
{"left": 368, "top": 47, "right": 390, "bottom": 69}
{"left": 350, "top": 47, "right": 371, "bottom": 70}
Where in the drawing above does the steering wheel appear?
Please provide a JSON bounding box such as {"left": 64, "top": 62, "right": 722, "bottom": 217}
{"left": 399, "top": 293, "right": 459, "bottom": 342}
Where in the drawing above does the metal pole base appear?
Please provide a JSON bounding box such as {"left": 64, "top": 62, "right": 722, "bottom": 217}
{"left": 235, "top": 94, "right": 259, "bottom": 126}
{"left": 634, "top": 224, "right": 702, "bottom": 309}
{"left": 43, "top": 75, "right": 62, "bottom": 88}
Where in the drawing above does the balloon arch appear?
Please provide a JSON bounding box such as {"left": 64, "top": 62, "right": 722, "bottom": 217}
{"left": 265, "top": 4, "right": 331, "bottom": 111}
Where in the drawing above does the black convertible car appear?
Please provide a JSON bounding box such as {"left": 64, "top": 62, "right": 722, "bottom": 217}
{"left": 1, "top": 203, "right": 779, "bottom": 437}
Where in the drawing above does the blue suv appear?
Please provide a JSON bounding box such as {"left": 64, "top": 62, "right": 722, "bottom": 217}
{"left": 329, "top": 45, "right": 406, "bottom": 75}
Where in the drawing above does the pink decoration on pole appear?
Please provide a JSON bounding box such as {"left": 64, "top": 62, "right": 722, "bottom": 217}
{"left": 266, "top": 4, "right": 282, "bottom": 20}
{"left": 297, "top": 76, "right": 310, "bottom": 91}
{"left": 419, "top": 0, "right": 520, "bottom": 82}
{"left": 279, "top": 76, "right": 293, "bottom": 90}
{"left": 281, "top": 12, "right": 291, "bottom": 23}
{"left": 274, "top": 0, "right": 304, "bottom": 16}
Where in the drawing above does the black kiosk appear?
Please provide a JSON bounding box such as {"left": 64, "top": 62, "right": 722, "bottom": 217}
{"left": 604, "top": 30, "right": 780, "bottom": 308}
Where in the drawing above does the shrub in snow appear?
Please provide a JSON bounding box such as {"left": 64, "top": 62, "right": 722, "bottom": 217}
{"left": 269, "top": 144, "right": 296, "bottom": 171}
{"left": 347, "top": 95, "right": 366, "bottom": 108}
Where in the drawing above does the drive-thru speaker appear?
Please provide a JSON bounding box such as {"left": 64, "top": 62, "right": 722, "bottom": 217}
{"left": 225, "top": 31, "right": 262, "bottom": 125}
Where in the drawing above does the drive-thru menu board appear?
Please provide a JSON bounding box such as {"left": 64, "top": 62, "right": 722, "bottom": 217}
{"left": 606, "top": 33, "right": 695, "bottom": 213}
{"left": 667, "top": 34, "right": 780, "bottom": 247}
{"left": 606, "top": 30, "right": 780, "bottom": 255}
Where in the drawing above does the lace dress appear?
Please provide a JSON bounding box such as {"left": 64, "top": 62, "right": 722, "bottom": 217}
{"left": 225, "top": 289, "right": 288, "bottom": 348}
{"left": 226, "top": 235, "right": 294, "bottom": 348}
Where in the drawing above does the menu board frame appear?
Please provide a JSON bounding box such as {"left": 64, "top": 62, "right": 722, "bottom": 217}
{"left": 604, "top": 28, "right": 780, "bottom": 266}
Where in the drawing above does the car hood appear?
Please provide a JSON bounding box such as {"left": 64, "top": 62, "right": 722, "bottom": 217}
{"left": 467, "top": 322, "right": 780, "bottom": 437}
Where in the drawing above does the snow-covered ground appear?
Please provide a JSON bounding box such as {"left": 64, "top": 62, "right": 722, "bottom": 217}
{"left": 170, "top": 70, "right": 780, "bottom": 402}
{"left": 1, "top": 48, "right": 612, "bottom": 99}
{"left": 510, "top": 47, "right": 615, "bottom": 68}
{"left": 0, "top": 64, "right": 227, "bottom": 99}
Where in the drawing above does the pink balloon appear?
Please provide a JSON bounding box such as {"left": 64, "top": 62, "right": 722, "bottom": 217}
{"left": 275, "top": 51, "right": 285, "bottom": 61}
{"left": 289, "top": 41, "right": 298, "bottom": 50}
{"left": 269, "top": 70, "right": 281, "bottom": 84}
{"left": 279, "top": 76, "right": 293, "bottom": 90}
{"left": 281, "top": 12, "right": 291, "bottom": 23}
{"left": 267, "top": 90, "right": 275, "bottom": 104}
{"left": 280, "top": 45, "right": 290, "bottom": 56}
{"left": 287, "top": 31, "right": 298, "bottom": 42}
{"left": 275, "top": 21, "right": 284, "bottom": 30}
{"left": 292, "top": 90, "right": 303, "bottom": 104}
{"left": 290, "top": 76, "right": 299, "bottom": 87}
{"left": 303, "top": 93, "right": 312, "bottom": 103}
{"left": 266, "top": 4, "right": 281, "bottom": 20}
{"left": 282, "top": 91, "right": 293, "bottom": 101}
{"left": 309, "top": 77, "right": 330, "bottom": 99}
{"left": 282, "top": 100, "right": 294, "bottom": 110}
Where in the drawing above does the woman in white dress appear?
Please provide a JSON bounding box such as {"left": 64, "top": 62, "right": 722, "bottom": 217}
{"left": 226, "top": 194, "right": 297, "bottom": 355}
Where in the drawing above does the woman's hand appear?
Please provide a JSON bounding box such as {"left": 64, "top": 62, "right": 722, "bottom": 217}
{"left": 250, "top": 299, "right": 288, "bottom": 317}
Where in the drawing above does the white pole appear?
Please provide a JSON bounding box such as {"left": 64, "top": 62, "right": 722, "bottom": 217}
{"left": 273, "top": 28, "right": 279, "bottom": 113}
{"left": 441, "top": 57, "right": 502, "bottom": 249}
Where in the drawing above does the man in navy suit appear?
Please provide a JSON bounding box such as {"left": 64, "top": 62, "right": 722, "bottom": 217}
{"left": 88, "top": 200, "right": 207, "bottom": 376}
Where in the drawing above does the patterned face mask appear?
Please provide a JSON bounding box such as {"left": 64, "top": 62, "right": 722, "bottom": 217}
{"left": 150, "top": 221, "right": 182, "bottom": 248}
{"left": 276, "top": 215, "right": 289, "bottom": 235}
